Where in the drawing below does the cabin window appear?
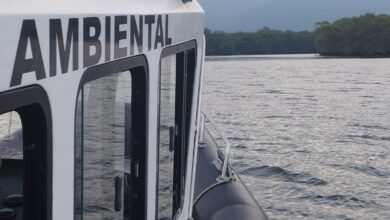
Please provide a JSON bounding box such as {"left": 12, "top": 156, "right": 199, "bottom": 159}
{"left": 157, "top": 43, "right": 196, "bottom": 219}
{"left": 0, "top": 112, "right": 22, "bottom": 159}
{"left": 158, "top": 54, "right": 177, "bottom": 219}
{"left": 75, "top": 57, "right": 147, "bottom": 220}
{"left": 0, "top": 87, "right": 52, "bottom": 220}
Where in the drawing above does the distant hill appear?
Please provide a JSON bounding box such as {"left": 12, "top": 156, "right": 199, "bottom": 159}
{"left": 198, "top": 0, "right": 390, "bottom": 32}
{"left": 313, "top": 14, "right": 390, "bottom": 57}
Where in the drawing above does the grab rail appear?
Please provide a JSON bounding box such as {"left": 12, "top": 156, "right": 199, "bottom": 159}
{"left": 200, "top": 112, "right": 231, "bottom": 180}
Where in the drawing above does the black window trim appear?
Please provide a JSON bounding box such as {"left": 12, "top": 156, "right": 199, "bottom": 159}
{"left": 74, "top": 55, "right": 149, "bottom": 220}
{"left": 161, "top": 40, "right": 197, "bottom": 59}
{"left": 0, "top": 85, "right": 53, "bottom": 220}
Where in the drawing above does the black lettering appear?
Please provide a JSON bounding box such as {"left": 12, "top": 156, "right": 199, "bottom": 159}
{"left": 154, "top": 15, "right": 164, "bottom": 49}
{"left": 83, "top": 17, "right": 102, "bottom": 68}
{"left": 165, "top": 15, "right": 172, "bottom": 46}
{"left": 11, "top": 20, "right": 46, "bottom": 87}
{"left": 105, "top": 16, "right": 111, "bottom": 62}
{"left": 130, "top": 15, "right": 143, "bottom": 55}
{"left": 145, "top": 15, "right": 155, "bottom": 51}
{"left": 49, "top": 18, "right": 79, "bottom": 76}
{"left": 114, "top": 16, "right": 127, "bottom": 59}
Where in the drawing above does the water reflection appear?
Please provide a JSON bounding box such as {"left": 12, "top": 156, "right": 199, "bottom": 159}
{"left": 202, "top": 56, "right": 390, "bottom": 219}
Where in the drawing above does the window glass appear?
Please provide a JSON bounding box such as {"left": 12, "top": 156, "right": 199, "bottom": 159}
{"left": 158, "top": 55, "right": 177, "bottom": 219}
{"left": 0, "top": 112, "right": 23, "bottom": 159}
{"left": 75, "top": 71, "right": 132, "bottom": 220}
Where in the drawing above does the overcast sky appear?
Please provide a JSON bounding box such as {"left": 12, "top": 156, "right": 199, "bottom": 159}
{"left": 198, "top": 0, "right": 390, "bottom": 32}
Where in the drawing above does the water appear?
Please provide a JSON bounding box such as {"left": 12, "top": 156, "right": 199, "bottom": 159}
{"left": 202, "top": 55, "right": 390, "bottom": 220}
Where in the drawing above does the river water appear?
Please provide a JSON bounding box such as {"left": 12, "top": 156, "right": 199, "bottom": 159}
{"left": 0, "top": 54, "right": 389, "bottom": 219}
{"left": 202, "top": 54, "right": 390, "bottom": 220}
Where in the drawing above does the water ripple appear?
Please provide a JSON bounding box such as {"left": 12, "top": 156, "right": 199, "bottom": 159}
{"left": 241, "top": 166, "right": 328, "bottom": 186}
{"left": 299, "top": 193, "right": 382, "bottom": 209}
{"left": 346, "top": 134, "right": 390, "bottom": 141}
{"left": 347, "top": 123, "right": 390, "bottom": 131}
{"left": 328, "top": 163, "right": 389, "bottom": 177}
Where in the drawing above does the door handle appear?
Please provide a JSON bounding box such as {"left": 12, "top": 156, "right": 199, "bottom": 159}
{"left": 115, "top": 176, "right": 123, "bottom": 212}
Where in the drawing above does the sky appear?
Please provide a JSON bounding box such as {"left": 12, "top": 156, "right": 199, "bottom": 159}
{"left": 198, "top": 0, "right": 390, "bottom": 32}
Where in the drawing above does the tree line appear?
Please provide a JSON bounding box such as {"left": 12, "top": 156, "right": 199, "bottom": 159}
{"left": 205, "top": 13, "right": 390, "bottom": 57}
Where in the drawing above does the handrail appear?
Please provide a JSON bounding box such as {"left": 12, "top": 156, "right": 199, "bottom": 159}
{"left": 200, "top": 111, "right": 231, "bottom": 180}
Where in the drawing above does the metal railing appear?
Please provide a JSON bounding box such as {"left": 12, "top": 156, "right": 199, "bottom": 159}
{"left": 200, "top": 111, "right": 231, "bottom": 180}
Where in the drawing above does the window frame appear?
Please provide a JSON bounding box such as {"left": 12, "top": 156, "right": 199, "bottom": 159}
{"left": 0, "top": 85, "right": 53, "bottom": 220}
{"left": 157, "top": 40, "right": 197, "bottom": 219}
{"left": 74, "top": 55, "right": 149, "bottom": 220}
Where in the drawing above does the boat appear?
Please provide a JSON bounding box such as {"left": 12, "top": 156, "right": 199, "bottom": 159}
{"left": 0, "top": 0, "right": 268, "bottom": 219}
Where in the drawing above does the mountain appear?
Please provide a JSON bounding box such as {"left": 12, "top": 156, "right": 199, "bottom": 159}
{"left": 198, "top": 0, "right": 390, "bottom": 32}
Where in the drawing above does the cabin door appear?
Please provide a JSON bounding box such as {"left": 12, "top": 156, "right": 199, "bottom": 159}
{"left": 75, "top": 58, "right": 148, "bottom": 220}
{"left": 0, "top": 87, "right": 52, "bottom": 220}
{"left": 158, "top": 47, "right": 196, "bottom": 219}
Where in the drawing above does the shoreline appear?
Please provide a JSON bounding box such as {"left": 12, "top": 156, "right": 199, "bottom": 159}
{"left": 205, "top": 53, "right": 390, "bottom": 61}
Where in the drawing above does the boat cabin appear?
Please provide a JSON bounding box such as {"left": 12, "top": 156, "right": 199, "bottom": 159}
{"left": 0, "top": 0, "right": 204, "bottom": 219}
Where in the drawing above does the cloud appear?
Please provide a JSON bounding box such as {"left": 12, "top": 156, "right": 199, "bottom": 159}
{"left": 199, "top": 0, "right": 390, "bottom": 32}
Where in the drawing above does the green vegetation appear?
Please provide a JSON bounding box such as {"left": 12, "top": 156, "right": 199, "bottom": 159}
{"left": 314, "top": 14, "right": 390, "bottom": 56}
{"left": 205, "top": 28, "right": 314, "bottom": 55}
{"left": 205, "top": 13, "right": 390, "bottom": 57}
